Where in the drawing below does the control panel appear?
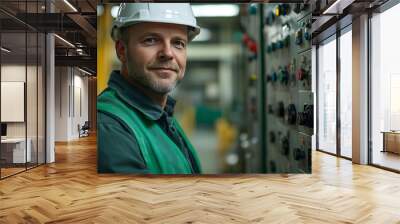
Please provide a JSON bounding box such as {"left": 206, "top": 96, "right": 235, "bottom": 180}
{"left": 263, "top": 3, "right": 313, "bottom": 173}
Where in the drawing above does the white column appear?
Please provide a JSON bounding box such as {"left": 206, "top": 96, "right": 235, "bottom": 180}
{"left": 46, "top": 33, "right": 55, "bottom": 163}
{"left": 352, "top": 14, "right": 369, "bottom": 164}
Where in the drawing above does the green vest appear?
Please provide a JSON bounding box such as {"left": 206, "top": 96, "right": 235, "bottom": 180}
{"left": 97, "top": 88, "right": 202, "bottom": 174}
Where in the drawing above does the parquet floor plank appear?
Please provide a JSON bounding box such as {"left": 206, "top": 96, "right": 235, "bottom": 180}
{"left": 0, "top": 135, "right": 400, "bottom": 223}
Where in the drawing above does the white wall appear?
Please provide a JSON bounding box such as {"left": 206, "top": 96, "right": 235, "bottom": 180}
{"left": 72, "top": 72, "right": 89, "bottom": 138}
{"left": 1, "top": 66, "right": 26, "bottom": 136}
{"left": 1, "top": 64, "right": 46, "bottom": 164}
{"left": 55, "top": 66, "right": 69, "bottom": 141}
{"left": 1, "top": 65, "right": 26, "bottom": 81}
{"left": 55, "top": 67, "right": 89, "bottom": 141}
{"left": 1, "top": 65, "right": 38, "bottom": 137}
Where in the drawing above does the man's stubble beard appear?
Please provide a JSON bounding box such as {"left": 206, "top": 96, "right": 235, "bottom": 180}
{"left": 125, "top": 49, "right": 182, "bottom": 95}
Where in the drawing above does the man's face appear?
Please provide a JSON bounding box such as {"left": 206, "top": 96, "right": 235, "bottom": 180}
{"left": 118, "top": 22, "right": 188, "bottom": 95}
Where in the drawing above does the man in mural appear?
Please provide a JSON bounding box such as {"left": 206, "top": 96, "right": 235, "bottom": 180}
{"left": 97, "top": 3, "right": 202, "bottom": 174}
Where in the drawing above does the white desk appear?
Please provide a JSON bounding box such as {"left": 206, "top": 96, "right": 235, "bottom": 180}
{"left": 1, "top": 138, "right": 31, "bottom": 163}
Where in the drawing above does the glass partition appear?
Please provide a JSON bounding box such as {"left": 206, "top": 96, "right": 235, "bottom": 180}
{"left": 1, "top": 27, "right": 28, "bottom": 177}
{"left": 0, "top": 0, "right": 46, "bottom": 179}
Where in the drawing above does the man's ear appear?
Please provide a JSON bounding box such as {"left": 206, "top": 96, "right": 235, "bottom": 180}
{"left": 115, "top": 40, "right": 127, "bottom": 63}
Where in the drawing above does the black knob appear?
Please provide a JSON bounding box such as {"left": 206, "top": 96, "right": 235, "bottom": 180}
{"left": 269, "top": 131, "right": 276, "bottom": 143}
{"left": 287, "top": 104, "right": 297, "bottom": 125}
{"left": 281, "top": 136, "right": 290, "bottom": 156}
{"left": 293, "top": 147, "right": 306, "bottom": 160}
{"left": 277, "top": 101, "right": 285, "bottom": 118}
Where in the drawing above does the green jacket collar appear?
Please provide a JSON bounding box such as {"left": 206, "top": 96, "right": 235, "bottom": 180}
{"left": 107, "top": 70, "right": 176, "bottom": 121}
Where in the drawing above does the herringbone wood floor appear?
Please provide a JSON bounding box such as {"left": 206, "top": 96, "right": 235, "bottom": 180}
{"left": 1, "top": 134, "right": 400, "bottom": 224}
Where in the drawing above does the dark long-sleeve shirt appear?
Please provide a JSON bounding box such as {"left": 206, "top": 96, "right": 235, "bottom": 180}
{"left": 97, "top": 71, "right": 200, "bottom": 174}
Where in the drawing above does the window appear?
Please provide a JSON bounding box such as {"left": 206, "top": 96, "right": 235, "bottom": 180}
{"left": 317, "top": 36, "right": 337, "bottom": 155}
{"left": 370, "top": 2, "right": 400, "bottom": 171}
{"left": 339, "top": 28, "right": 352, "bottom": 158}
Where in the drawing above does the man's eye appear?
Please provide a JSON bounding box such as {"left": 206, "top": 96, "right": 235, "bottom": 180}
{"left": 174, "top": 41, "right": 186, "bottom": 49}
{"left": 143, "top": 37, "right": 157, "bottom": 45}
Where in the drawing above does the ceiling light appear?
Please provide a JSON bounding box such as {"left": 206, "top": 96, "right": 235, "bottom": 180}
{"left": 111, "top": 6, "right": 120, "bottom": 18}
{"left": 54, "top": 34, "right": 75, "bottom": 48}
{"left": 192, "top": 4, "right": 239, "bottom": 17}
{"left": 193, "top": 28, "right": 211, "bottom": 42}
{"left": 78, "top": 67, "right": 93, "bottom": 76}
{"left": 76, "top": 49, "right": 84, "bottom": 55}
{"left": 63, "top": 0, "right": 78, "bottom": 12}
{"left": 97, "top": 5, "right": 104, "bottom": 17}
{"left": 322, "top": 0, "right": 354, "bottom": 14}
{"left": 1, "top": 47, "right": 11, "bottom": 53}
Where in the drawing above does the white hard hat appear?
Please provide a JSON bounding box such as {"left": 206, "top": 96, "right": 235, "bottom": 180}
{"left": 111, "top": 3, "right": 200, "bottom": 41}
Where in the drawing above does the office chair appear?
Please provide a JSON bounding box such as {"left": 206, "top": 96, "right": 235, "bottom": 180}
{"left": 79, "top": 121, "right": 90, "bottom": 138}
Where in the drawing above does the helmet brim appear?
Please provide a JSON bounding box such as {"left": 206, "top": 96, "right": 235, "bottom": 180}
{"left": 113, "top": 19, "right": 201, "bottom": 41}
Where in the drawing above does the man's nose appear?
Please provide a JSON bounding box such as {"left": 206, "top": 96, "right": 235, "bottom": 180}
{"left": 158, "top": 42, "right": 174, "bottom": 60}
